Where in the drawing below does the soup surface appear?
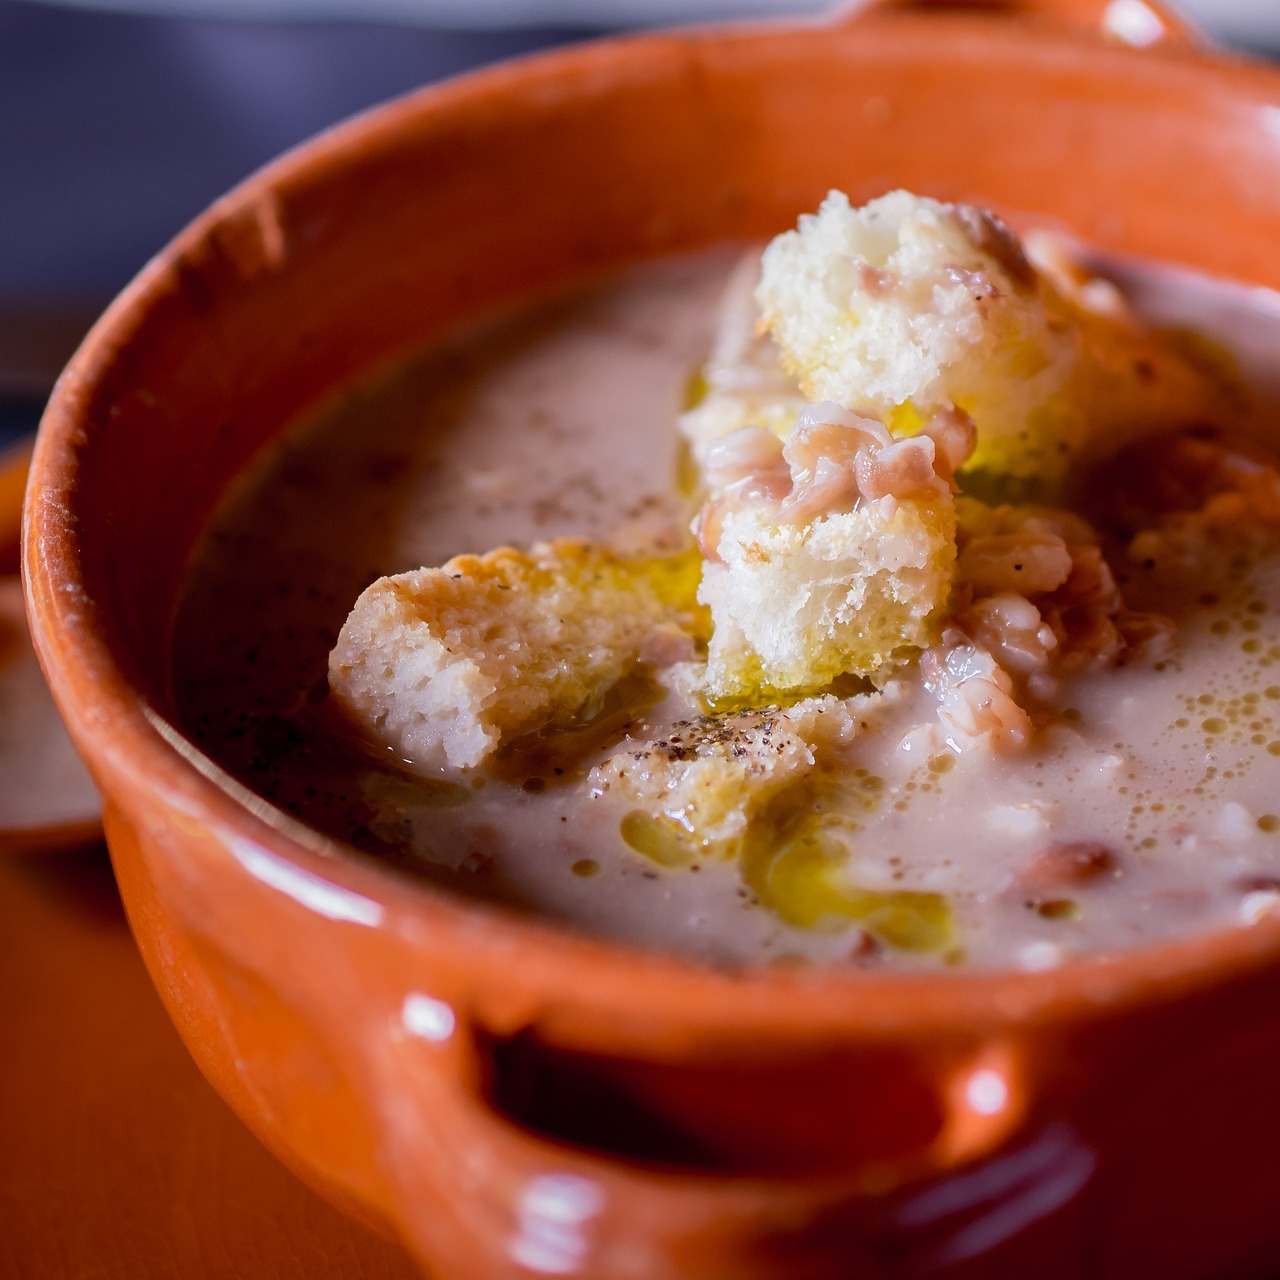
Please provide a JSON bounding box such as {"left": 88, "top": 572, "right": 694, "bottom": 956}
{"left": 174, "top": 238, "right": 1280, "bottom": 970}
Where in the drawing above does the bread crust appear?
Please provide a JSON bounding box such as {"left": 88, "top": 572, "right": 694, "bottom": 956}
{"left": 328, "top": 541, "right": 697, "bottom": 771}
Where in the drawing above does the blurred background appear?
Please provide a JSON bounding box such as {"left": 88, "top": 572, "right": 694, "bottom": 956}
{"left": 2, "top": 0, "right": 1278, "bottom": 444}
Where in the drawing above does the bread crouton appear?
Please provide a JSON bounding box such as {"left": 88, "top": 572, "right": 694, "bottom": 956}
{"left": 699, "top": 489, "right": 956, "bottom": 704}
{"left": 689, "top": 404, "right": 962, "bottom": 705}
{"left": 757, "top": 189, "right": 1228, "bottom": 483}
{"left": 328, "top": 541, "right": 699, "bottom": 772}
{"left": 590, "top": 694, "right": 866, "bottom": 851}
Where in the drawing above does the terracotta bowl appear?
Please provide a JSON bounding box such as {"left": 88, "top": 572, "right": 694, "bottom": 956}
{"left": 27, "top": 1, "right": 1280, "bottom": 1275}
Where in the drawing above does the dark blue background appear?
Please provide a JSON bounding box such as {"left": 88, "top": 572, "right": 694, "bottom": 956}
{"left": 0, "top": 0, "right": 603, "bottom": 439}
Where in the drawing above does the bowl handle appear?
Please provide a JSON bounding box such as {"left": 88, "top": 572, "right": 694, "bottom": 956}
{"left": 835, "top": 0, "right": 1202, "bottom": 47}
{"left": 371, "top": 1000, "right": 1043, "bottom": 1279}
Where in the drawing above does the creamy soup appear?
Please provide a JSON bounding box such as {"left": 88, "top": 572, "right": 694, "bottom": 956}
{"left": 173, "top": 245, "right": 1280, "bottom": 971}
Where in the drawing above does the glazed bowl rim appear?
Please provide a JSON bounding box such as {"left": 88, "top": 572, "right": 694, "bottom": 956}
{"left": 26, "top": 9, "right": 1280, "bottom": 1038}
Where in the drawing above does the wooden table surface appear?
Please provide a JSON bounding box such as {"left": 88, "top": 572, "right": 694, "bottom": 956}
{"left": 0, "top": 844, "right": 421, "bottom": 1279}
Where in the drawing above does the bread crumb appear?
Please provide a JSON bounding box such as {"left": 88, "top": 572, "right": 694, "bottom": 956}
{"left": 591, "top": 694, "right": 867, "bottom": 845}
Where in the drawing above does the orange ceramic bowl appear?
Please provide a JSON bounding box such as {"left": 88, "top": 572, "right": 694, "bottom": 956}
{"left": 26, "top": 2, "right": 1280, "bottom": 1276}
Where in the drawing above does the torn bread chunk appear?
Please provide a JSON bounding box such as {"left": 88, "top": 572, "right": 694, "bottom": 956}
{"left": 757, "top": 189, "right": 1229, "bottom": 482}
{"left": 590, "top": 693, "right": 869, "bottom": 848}
{"left": 328, "top": 541, "right": 698, "bottom": 772}
{"left": 700, "top": 497, "right": 955, "bottom": 704}
{"left": 693, "top": 402, "right": 965, "bottom": 705}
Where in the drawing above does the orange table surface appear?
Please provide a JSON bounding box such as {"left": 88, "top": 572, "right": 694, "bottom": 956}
{"left": 0, "top": 845, "right": 420, "bottom": 1279}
